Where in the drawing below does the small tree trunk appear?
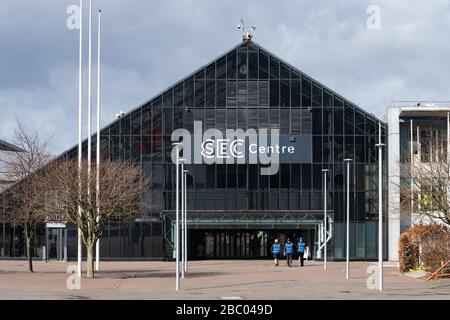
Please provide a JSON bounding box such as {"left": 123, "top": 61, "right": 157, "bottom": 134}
{"left": 24, "top": 224, "right": 33, "bottom": 273}
{"left": 26, "top": 236, "right": 33, "bottom": 273}
{"left": 86, "top": 243, "right": 95, "bottom": 278}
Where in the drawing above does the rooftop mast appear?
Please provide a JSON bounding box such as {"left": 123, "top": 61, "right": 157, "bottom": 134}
{"left": 237, "top": 19, "right": 255, "bottom": 41}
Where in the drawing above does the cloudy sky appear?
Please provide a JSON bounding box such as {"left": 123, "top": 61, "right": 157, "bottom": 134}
{"left": 1, "top": 0, "right": 450, "bottom": 154}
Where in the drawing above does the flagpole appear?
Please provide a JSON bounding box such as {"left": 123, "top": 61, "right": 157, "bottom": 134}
{"left": 375, "top": 122, "right": 385, "bottom": 291}
{"left": 95, "top": 9, "right": 101, "bottom": 272}
{"left": 181, "top": 161, "right": 185, "bottom": 279}
{"left": 87, "top": 0, "right": 92, "bottom": 196}
{"left": 77, "top": 0, "right": 84, "bottom": 278}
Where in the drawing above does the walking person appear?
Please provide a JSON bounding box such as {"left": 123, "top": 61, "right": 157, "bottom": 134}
{"left": 285, "top": 238, "right": 294, "bottom": 267}
{"left": 271, "top": 239, "right": 281, "bottom": 266}
{"left": 297, "top": 237, "right": 306, "bottom": 267}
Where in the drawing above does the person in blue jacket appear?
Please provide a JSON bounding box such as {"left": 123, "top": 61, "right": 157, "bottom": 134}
{"left": 271, "top": 239, "right": 281, "bottom": 266}
{"left": 284, "top": 238, "right": 294, "bottom": 267}
{"left": 297, "top": 237, "right": 306, "bottom": 267}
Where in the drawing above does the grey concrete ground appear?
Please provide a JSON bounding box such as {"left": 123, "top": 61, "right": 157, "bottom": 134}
{"left": 0, "top": 259, "right": 448, "bottom": 300}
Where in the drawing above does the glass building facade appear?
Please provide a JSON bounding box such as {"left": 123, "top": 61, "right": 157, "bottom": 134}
{"left": 1, "top": 40, "right": 388, "bottom": 260}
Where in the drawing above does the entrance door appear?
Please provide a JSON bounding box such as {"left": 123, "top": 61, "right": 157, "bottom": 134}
{"left": 46, "top": 228, "right": 67, "bottom": 261}
{"left": 190, "top": 229, "right": 315, "bottom": 259}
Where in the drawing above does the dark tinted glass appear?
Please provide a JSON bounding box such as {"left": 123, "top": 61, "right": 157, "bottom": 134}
{"left": 206, "top": 63, "right": 215, "bottom": 79}
{"left": 248, "top": 52, "right": 258, "bottom": 79}
{"left": 291, "top": 80, "right": 300, "bottom": 107}
{"left": 302, "top": 77, "right": 311, "bottom": 107}
{"left": 259, "top": 51, "right": 269, "bottom": 79}
{"left": 238, "top": 51, "right": 247, "bottom": 79}
{"left": 280, "top": 80, "right": 290, "bottom": 107}
{"left": 270, "top": 80, "right": 279, "bottom": 107}
{"left": 270, "top": 57, "right": 279, "bottom": 79}
{"left": 174, "top": 83, "right": 183, "bottom": 108}
{"left": 227, "top": 51, "right": 237, "bottom": 79}
{"left": 280, "top": 63, "right": 290, "bottom": 79}
{"left": 217, "top": 56, "right": 226, "bottom": 79}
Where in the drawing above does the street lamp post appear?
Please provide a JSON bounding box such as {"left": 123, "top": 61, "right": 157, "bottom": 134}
{"left": 173, "top": 143, "right": 182, "bottom": 291}
{"left": 344, "top": 158, "right": 352, "bottom": 279}
{"left": 184, "top": 169, "right": 188, "bottom": 272}
{"left": 181, "top": 160, "right": 185, "bottom": 279}
{"left": 321, "top": 169, "right": 329, "bottom": 270}
{"left": 375, "top": 122, "right": 385, "bottom": 291}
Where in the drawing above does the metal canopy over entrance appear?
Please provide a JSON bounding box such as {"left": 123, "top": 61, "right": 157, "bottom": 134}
{"left": 163, "top": 211, "right": 333, "bottom": 260}
{"left": 165, "top": 211, "right": 331, "bottom": 228}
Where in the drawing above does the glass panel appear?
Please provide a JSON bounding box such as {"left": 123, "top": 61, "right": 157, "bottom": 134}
{"left": 259, "top": 51, "right": 269, "bottom": 79}
{"left": 163, "top": 89, "right": 173, "bottom": 107}
{"left": 216, "top": 56, "right": 226, "bottom": 79}
{"left": 248, "top": 81, "right": 258, "bottom": 107}
{"left": 227, "top": 81, "right": 237, "bottom": 107}
{"left": 248, "top": 51, "right": 258, "bottom": 79}
{"left": 312, "top": 83, "right": 322, "bottom": 107}
{"left": 291, "top": 80, "right": 300, "bottom": 107}
{"left": 270, "top": 56, "right": 279, "bottom": 79}
{"left": 131, "top": 109, "right": 141, "bottom": 135}
{"left": 206, "top": 62, "right": 215, "bottom": 79}
{"left": 121, "top": 114, "right": 130, "bottom": 135}
{"left": 312, "top": 109, "right": 322, "bottom": 134}
{"left": 217, "top": 80, "right": 226, "bottom": 107}
{"left": 227, "top": 51, "right": 237, "bottom": 79}
{"left": 302, "top": 77, "right": 311, "bottom": 107}
{"left": 280, "top": 63, "right": 290, "bottom": 79}
{"left": 270, "top": 80, "right": 279, "bottom": 107}
{"left": 238, "top": 51, "right": 247, "bottom": 79}
{"left": 334, "top": 105, "right": 344, "bottom": 135}
{"left": 195, "top": 80, "right": 205, "bottom": 108}
{"left": 174, "top": 83, "right": 183, "bottom": 108}
{"left": 280, "top": 80, "right": 290, "bottom": 107}
{"left": 291, "top": 108, "right": 300, "bottom": 134}
{"left": 237, "top": 81, "right": 247, "bottom": 107}
{"left": 205, "top": 80, "right": 215, "bottom": 107}
{"left": 195, "top": 67, "right": 205, "bottom": 80}
{"left": 259, "top": 81, "right": 269, "bottom": 107}
{"left": 344, "top": 103, "right": 355, "bottom": 135}
{"left": 184, "top": 76, "right": 194, "bottom": 108}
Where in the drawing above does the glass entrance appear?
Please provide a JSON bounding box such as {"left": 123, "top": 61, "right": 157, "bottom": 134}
{"left": 45, "top": 227, "right": 67, "bottom": 261}
{"left": 190, "top": 229, "right": 315, "bottom": 259}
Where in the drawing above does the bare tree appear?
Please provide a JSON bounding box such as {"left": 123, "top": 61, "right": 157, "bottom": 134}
{"left": 1, "top": 121, "right": 51, "bottom": 272}
{"left": 43, "top": 159, "right": 149, "bottom": 278}
{"left": 399, "top": 128, "right": 450, "bottom": 227}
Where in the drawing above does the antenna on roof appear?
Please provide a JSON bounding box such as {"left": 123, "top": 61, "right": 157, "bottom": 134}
{"left": 237, "top": 19, "right": 255, "bottom": 41}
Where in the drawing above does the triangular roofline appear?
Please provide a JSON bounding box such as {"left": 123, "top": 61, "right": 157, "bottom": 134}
{"left": 58, "top": 39, "right": 385, "bottom": 160}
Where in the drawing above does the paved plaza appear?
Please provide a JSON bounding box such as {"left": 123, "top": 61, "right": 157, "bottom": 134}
{"left": 0, "top": 259, "right": 448, "bottom": 300}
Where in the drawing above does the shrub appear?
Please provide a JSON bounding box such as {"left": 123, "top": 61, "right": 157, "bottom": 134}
{"left": 398, "top": 224, "right": 450, "bottom": 273}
